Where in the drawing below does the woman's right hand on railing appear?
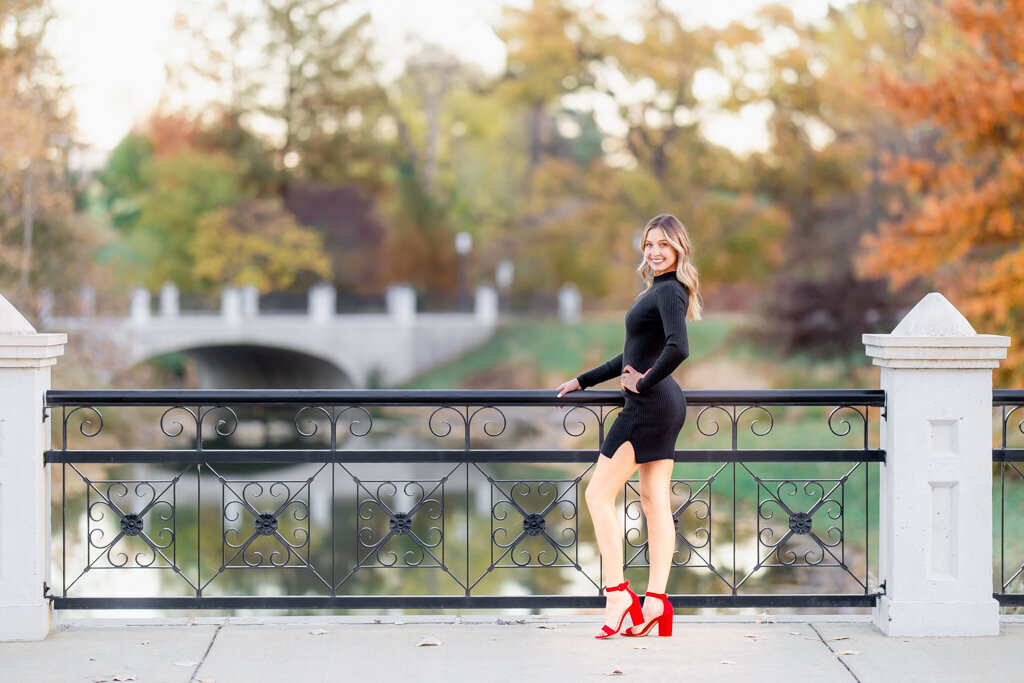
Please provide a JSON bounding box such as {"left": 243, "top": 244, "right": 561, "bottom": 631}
{"left": 555, "top": 377, "right": 581, "bottom": 399}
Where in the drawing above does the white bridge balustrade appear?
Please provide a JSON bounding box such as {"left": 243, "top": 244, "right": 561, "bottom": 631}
{"left": 49, "top": 283, "right": 500, "bottom": 389}
{"left": 0, "top": 291, "right": 1020, "bottom": 642}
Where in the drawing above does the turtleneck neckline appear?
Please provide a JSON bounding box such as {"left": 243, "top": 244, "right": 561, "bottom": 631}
{"left": 652, "top": 271, "right": 677, "bottom": 282}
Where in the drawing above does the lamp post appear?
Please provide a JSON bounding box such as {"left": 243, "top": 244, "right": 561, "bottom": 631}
{"left": 495, "top": 258, "right": 514, "bottom": 314}
{"left": 455, "top": 231, "right": 472, "bottom": 312}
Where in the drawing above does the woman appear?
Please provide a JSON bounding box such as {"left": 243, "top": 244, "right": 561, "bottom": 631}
{"left": 556, "top": 214, "right": 702, "bottom": 639}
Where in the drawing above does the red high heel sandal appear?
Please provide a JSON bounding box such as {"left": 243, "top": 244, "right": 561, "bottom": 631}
{"left": 594, "top": 580, "right": 644, "bottom": 639}
{"left": 623, "top": 592, "right": 673, "bottom": 637}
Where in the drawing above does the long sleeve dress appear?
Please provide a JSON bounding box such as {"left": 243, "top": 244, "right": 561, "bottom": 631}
{"left": 576, "top": 271, "right": 690, "bottom": 462}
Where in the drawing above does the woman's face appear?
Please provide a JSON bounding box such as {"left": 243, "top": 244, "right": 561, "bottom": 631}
{"left": 643, "top": 227, "right": 678, "bottom": 276}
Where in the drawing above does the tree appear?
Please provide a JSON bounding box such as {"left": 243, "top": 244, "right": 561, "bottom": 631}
{"left": 602, "top": 2, "right": 788, "bottom": 292}
{"left": 97, "top": 142, "right": 250, "bottom": 291}
{"left": 0, "top": 0, "right": 78, "bottom": 307}
{"left": 714, "top": 1, "right": 926, "bottom": 355}
{"left": 380, "top": 47, "right": 477, "bottom": 294}
{"left": 191, "top": 197, "right": 331, "bottom": 291}
{"left": 167, "top": 0, "right": 389, "bottom": 189}
{"left": 862, "top": 0, "right": 1024, "bottom": 381}
{"left": 496, "top": 0, "right": 607, "bottom": 185}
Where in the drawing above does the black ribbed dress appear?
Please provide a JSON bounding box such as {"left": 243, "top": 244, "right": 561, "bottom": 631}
{"left": 576, "top": 272, "right": 690, "bottom": 463}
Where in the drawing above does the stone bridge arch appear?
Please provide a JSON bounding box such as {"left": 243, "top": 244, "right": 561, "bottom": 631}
{"left": 163, "top": 343, "right": 360, "bottom": 390}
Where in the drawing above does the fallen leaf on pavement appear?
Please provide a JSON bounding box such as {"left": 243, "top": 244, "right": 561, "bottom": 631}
{"left": 836, "top": 650, "right": 860, "bottom": 657}
{"left": 632, "top": 645, "right": 648, "bottom": 650}
{"left": 832, "top": 636, "right": 851, "bottom": 641}
{"left": 604, "top": 669, "right": 624, "bottom": 676}
{"left": 308, "top": 629, "right": 327, "bottom": 635}
{"left": 536, "top": 624, "right": 556, "bottom": 629}
{"left": 721, "top": 660, "right": 737, "bottom": 665}
{"left": 139, "top": 641, "right": 150, "bottom": 646}
{"left": 417, "top": 636, "right": 442, "bottom": 647}
{"left": 185, "top": 617, "right": 196, "bottom": 626}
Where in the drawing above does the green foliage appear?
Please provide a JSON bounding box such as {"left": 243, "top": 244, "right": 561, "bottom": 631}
{"left": 95, "top": 133, "right": 153, "bottom": 230}
{"left": 101, "top": 147, "right": 250, "bottom": 290}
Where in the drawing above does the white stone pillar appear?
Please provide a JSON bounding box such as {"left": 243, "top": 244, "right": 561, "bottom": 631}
{"left": 221, "top": 287, "right": 242, "bottom": 325}
{"left": 474, "top": 285, "right": 498, "bottom": 325}
{"left": 129, "top": 287, "right": 151, "bottom": 326}
{"left": 0, "top": 295, "right": 66, "bottom": 641}
{"left": 386, "top": 284, "right": 416, "bottom": 326}
{"left": 308, "top": 283, "right": 336, "bottom": 324}
{"left": 241, "top": 285, "right": 259, "bottom": 318}
{"left": 159, "top": 282, "right": 179, "bottom": 318}
{"left": 863, "top": 292, "right": 1011, "bottom": 637}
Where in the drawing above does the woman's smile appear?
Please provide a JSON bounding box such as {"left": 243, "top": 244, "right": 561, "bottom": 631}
{"left": 643, "top": 227, "right": 678, "bottom": 275}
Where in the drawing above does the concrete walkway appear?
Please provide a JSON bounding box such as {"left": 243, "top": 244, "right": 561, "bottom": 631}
{"left": 2, "top": 615, "right": 1021, "bottom": 682}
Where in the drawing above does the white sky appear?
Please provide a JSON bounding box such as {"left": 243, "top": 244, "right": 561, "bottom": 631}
{"left": 48, "top": 0, "right": 846, "bottom": 155}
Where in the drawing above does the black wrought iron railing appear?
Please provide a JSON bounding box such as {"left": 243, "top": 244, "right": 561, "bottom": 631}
{"left": 44, "top": 389, "right": 885, "bottom": 611}
{"left": 995, "top": 390, "right": 1024, "bottom": 607}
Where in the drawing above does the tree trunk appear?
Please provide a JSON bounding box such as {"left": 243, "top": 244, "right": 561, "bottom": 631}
{"left": 18, "top": 166, "right": 33, "bottom": 296}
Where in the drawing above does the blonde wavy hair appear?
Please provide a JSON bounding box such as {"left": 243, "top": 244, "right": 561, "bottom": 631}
{"left": 636, "top": 214, "right": 703, "bottom": 321}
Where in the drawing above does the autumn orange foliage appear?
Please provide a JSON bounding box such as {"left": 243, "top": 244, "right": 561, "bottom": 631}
{"left": 863, "top": 0, "right": 1024, "bottom": 383}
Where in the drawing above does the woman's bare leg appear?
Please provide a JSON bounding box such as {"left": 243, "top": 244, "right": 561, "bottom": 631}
{"left": 585, "top": 441, "right": 638, "bottom": 627}
{"left": 635, "top": 458, "right": 675, "bottom": 623}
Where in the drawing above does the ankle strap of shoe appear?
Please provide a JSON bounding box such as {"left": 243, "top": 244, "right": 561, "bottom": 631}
{"left": 645, "top": 591, "right": 667, "bottom": 598}
{"left": 605, "top": 580, "right": 630, "bottom": 593}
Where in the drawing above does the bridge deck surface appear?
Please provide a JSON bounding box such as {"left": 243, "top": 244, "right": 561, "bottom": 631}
{"left": 2, "top": 615, "right": 1021, "bottom": 681}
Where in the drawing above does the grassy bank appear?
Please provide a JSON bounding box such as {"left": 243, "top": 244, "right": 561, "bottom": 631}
{"left": 404, "top": 314, "right": 740, "bottom": 390}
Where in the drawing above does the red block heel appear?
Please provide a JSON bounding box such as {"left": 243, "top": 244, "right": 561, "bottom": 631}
{"left": 594, "top": 580, "right": 644, "bottom": 639}
{"left": 624, "top": 592, "right": 673, "bottom": 637}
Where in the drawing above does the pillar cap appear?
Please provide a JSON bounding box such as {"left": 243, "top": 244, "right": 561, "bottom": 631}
{"left": 863, "top": 292, "right": 1010, "bottom": 368}
{"left": 0, "top": 333, "right": 67, "bottom": 367}
{"left": 891, "top": 292, "right": 975, "bottom": 336}
{"left": 0, "top": 294, "right": 36, "bottom": 334}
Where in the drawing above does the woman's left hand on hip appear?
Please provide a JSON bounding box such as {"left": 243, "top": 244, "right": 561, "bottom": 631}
{"left": 621, "top": 365, "right": 646, "bottom": 393}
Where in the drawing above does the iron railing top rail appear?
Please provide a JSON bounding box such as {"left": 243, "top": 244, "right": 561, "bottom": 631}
{"left": 46, "top": 388, "right": 886, "bottom": 407}
{"left": 994, "top": 390, "right": 1024, "bottom": 405}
